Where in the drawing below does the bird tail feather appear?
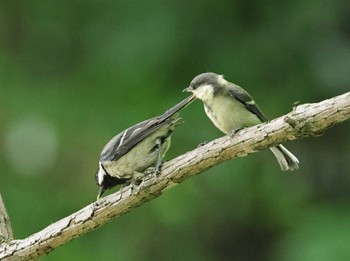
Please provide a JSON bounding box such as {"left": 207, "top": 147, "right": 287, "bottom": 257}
{"left": 270, "top": 145, "right": 299, "bottom": 171}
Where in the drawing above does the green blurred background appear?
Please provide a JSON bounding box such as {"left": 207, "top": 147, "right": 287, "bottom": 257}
{"left": 1, "top": 1, "right": 350, "bottom": 260}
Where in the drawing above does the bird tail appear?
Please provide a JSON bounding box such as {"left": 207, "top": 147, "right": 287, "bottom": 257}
{"left": 270, "top": 145, "right": 299, "bottom": 171}
{"left": 161, "top": 94, "right": 196, "bottom": 120}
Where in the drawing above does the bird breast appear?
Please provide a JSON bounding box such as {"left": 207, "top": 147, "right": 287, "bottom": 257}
{"left": 203, "top": 95, "right": 261, "bottom": 134}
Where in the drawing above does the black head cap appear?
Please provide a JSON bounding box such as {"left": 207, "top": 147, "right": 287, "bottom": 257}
{"left": 190, "top": 72, "right": 221, "bottom": 90}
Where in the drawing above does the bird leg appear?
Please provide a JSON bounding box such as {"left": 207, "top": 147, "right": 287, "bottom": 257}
{"left": 129, "top": 172, "right": 144, "bottom": 195}
{"left": 131, "top": 138, "right": 164, "bottom": 194}
{"left": 154, "top": 138, "right": 163, "bottom": 176}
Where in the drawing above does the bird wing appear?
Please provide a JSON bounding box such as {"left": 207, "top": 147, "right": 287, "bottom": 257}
{"left": 100, "top": 95, "right": 195, "bottom": 162}
{"left": 227, "top": 84, "right": 267, "bottom": 122}
{"left": 101, "top": 117, "right": 167, "bottom": 162}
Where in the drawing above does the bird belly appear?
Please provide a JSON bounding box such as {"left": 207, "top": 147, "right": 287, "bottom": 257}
{"left": 204, "top": 96, "right": 261, "bottom": 134}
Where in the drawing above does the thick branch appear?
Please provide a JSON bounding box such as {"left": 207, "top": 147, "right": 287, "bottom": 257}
{"left": 0, "top": 194, "right": 14, "bottom": 241}
{"left": 0, "top": 92, "right": 349, "bottom": 260}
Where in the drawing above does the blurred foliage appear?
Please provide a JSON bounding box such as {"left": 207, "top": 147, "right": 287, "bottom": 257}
{"left": 0, "top": 1, "right": 350, "bottom": 260}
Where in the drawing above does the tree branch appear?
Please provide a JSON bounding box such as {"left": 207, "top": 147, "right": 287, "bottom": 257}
{"left": 1, "top": 92, "right": 349, "bottom": 260}
{"left": 0, "top": 194, "right": 14, "bottom": 242}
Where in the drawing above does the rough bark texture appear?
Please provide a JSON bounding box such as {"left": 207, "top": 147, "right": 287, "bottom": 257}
{"left": 0, "top": 194, "right": 14, "bottom": 241}
{"left": 0, "top": 92, "right": 349, "bottom": 260}
{"left": 0, "top": 194, "right": 19, "bottom": 261}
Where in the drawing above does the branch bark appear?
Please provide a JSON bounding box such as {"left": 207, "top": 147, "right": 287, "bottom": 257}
{"left": 1, "top": 92, "right": 349, "bottom": 260}
{"left": 0, "top": 194, "right": 14, "bottom": 241}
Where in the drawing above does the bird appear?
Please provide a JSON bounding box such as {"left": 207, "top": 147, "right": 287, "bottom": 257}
{"left": 183, "top": 72, "right": 299, "bottom": 171}
{"left": 96, "top": 94, "right": 195, "bottom": 199}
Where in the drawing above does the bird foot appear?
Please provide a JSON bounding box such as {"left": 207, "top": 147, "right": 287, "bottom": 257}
{"left": 154, "top": 162, "right": 163, "bottom": 176}
{"left": 229, "top": 128, "right": 243, "bottom": 138}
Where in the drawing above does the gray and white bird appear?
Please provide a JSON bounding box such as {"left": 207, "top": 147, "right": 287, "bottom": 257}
{"left": 96, "top": 95, "right": 195, "bottom": 199}
{"left": 184, "top": 72, "right": 299, "bottom": 171}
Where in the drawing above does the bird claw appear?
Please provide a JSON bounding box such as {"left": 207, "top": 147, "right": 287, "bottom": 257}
{"left": 229, "top": 128, "right": 243, "bottom": 138}
{"left": 144, "top": 164, "right": 162, "bottom": 178}
{"left": 129, "top": 180, "right": 143, "bottom": 195}
{"left": 154, "top": 163, "right": 162, "bottom": 176}
{"left": 130, "top": 183, "right": 139, "bottom": 195}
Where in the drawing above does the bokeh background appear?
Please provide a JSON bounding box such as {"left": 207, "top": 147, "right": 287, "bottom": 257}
{"left": 1, "top": 1, "right": 350, "bottom": 260}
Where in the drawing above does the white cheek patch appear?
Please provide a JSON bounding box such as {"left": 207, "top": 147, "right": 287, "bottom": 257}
{"left": 97, "top": 162, "right": 106, "bottom": 185}
{"left": 193, "top": 84, "right": 214, "bottom": 101}
{"left": 217, "top": 75, "right": 228, "bottom": 85}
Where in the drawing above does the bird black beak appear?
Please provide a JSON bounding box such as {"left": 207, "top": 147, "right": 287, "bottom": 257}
{"left": 97, "top": 186, "right": 105, "bottom": 200}
{"left": 183, "top": 86, "right": 193, "bottom": 93}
